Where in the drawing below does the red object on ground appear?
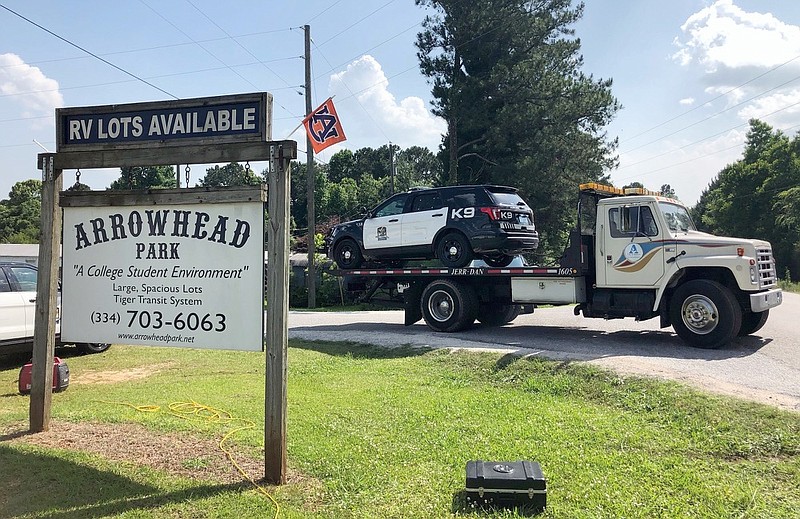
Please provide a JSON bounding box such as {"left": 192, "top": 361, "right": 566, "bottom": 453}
{"left": 18, "top": 357, "right": 70, "bottom": 394}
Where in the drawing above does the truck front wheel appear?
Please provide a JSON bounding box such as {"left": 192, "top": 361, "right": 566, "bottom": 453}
{"left": 670, "top": 280, "right": 742, "bottom": 349}
{"left": 738, "top": 310, "right": 769, "bottom": 336}
{"left": 421, "top": 280, "right": 478, "bottom": 332}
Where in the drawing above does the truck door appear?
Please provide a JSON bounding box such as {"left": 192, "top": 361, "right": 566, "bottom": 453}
{"left": 599, "top": 204, "right": 665, "bottom": 287}
{"left": 362, "top": 193, "right": 408, "bottom": 251}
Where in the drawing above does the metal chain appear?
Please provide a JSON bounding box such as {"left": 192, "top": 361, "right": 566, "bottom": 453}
{"left": 75, "top": 169, "right": 81, "bottom": 184}
{"left": 245, "top": 161, "right": 251, "bottom": 174}
{"left": 185, "top": 165, "right": 191, "bottom": 187}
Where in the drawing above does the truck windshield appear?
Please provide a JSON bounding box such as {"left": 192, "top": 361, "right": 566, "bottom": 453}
{"left": 658, "top": 202, "right": 695, "bottom": 233}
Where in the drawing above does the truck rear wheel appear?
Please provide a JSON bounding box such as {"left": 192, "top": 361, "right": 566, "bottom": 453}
{"left": 421, "top": 280, "right": 478, "bottom": 332}
{"left": 670, "top": 280, "right": 742, "bottom": 349}
{"left": 738, "top": 310, "right": 769, "bottom": 336}
{"left": 477, "top": 304, "right": 521, "bottom": 326}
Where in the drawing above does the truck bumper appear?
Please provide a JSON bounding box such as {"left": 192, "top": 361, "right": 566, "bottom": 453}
{"left": 749, "top": 288, "right": 782, "bottom": 313}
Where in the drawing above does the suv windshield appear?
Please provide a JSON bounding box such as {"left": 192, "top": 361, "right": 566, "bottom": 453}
{"left": 658, "top": 202, "right": 695, "bottom": 233}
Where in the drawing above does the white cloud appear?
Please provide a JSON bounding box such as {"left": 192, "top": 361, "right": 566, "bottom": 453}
{"left": 679, "top": 97, "right": 695, "bottom": 106}
{"left": 0, "top": 53, "right": 63, "bottom": 119}
{"left": 672, "top": 0, "right": 800, "bottom": 71}
{"left": 325, "top": 55, "right": 445, "bottom": 153}
{"left": 737, "top": 89, "right": 800, "bottom": 127}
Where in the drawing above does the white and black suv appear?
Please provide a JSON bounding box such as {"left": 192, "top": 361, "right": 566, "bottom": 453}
{"left": 326, "top": 185, "right": 539, "bottom": 269}
{"left": 0, "top": 262, "right": 109, "bottom": 355}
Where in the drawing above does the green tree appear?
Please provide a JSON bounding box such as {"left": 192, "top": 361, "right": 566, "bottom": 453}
{"left": 693, "top": 120, "right": 800, "bottom": 280}
{"left": 198, "top": 162, "right": 262, "bottom": 187}
{"left": 0, "top": 179, "right": 42, "bottom": 243}
{"left": 109, "top": 166, "right": 177, "bottom": 190}
{"left": 415, "top": 0, "right": 620, "bottom": 262}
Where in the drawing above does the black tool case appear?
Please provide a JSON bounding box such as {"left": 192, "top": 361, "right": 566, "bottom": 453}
{"left": 465, "top": 460, "right": 546, "bottom": 510}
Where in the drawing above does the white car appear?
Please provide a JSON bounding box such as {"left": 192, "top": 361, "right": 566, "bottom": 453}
{"left": 0, "top": 262, "right": 109, "bottom": 355}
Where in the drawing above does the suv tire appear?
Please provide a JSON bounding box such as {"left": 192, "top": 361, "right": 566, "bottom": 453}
{"left": 436, "top": 232, "right": 472, "bottom": 268}
{"left": 333, "top": 238, "right": 364, "bottom": 269}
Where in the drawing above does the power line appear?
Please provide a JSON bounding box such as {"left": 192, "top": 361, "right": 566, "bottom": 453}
{"left": 0, "top": 3, "right": 178, "bottom": 99}
{"left": 317, "top": 0, "right": 398, "bottom": 47}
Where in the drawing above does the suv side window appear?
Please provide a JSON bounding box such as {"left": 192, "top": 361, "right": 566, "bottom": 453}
{"left": 411, "top": 191, "right": 443, "bottom": 212}
{"left": 446, "top": 190, "right": 479, "bottom": 208}
{"left": 7, "top": 266, "right": 38, "bottom": 291}
{"left": 373, "top": 194, "right": 409, "bottom": 218}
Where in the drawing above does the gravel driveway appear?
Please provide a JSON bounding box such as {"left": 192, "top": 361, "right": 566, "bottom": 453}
{"left": 288, "top": 292, "right": 800, "bottom": 413}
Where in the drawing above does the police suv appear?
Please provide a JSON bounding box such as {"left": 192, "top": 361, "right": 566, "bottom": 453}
{"left": 326, "top": 185, "right": 539, "bottom": 269}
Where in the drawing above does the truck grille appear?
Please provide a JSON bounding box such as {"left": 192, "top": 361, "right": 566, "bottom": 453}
{"left": 757, "top": 247, "right": 777, "bottom": 288}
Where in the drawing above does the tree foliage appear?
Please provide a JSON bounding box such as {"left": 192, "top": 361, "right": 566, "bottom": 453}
{"left": 109, "top": 166, "right": 177, "bottom": 190}
{"left": 692, "top": 120, "right": 800, "bottom": 280}
{"left": 198, "top": 162, "right": 262, "bottom": 187}
{"left": 0, "top": 179, "right": 42, "bottom": 243}
{"left": 415, "top": 0, "right": 620, "bottom": 261}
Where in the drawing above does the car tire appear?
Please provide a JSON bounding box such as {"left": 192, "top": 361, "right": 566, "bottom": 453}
{"left": 482, "top": 254, "right": 514, "bottom": 268}
{"left": 436, "top": 232, "right": 473, "bottom": 268}
{"left": 77, "top": 342, "right": 111, "bottom": 354}
{"left": 333, "top": 238, "right": 364, "bottom": 269}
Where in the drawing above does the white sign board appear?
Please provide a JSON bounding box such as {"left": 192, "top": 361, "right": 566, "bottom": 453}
{"left": 61, "top": 201, "right": 264, "bottom": 351}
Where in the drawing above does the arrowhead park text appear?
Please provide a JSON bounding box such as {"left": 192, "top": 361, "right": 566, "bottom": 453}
{"left": 72, "top": 209, "right": 252, "bottom": 259}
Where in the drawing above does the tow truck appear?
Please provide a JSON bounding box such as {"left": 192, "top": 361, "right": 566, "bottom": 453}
{"left": 335, "top": 183, "right": 783, "bottom": 349}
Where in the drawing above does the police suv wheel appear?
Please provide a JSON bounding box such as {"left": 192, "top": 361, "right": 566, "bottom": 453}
{"left": 333, "top": 239, "right": 363, "bottom": 269}
{"left": 420, "top": 280, "right": 478, "bottom": 332}
{"left": 436, "top": 232, "right": 472, "bottom": 268}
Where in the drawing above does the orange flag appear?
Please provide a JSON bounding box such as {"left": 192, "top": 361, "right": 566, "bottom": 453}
{"left": 303, "top": 97, "right": 347, "bottom": 153}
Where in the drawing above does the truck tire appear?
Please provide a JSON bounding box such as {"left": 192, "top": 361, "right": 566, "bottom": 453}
{"left": 477, "top": 304, "right": 521, "bottom": 326}
{"left": 670, "top": 280, "right": 742, "bottom": 349}
{"left": 333, "top": 238, "right": 363, "bottom": 269}
{"left": 421, "top": 280, "right": 478, "bottom": 332}
{"left": 436, "top": 232, "right": 473, "bottom": 268}
{"left": 737, "top": 310, "right": 769, "bottom": 336}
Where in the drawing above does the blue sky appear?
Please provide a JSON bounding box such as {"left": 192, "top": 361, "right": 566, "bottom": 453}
{"left": 1, "top": 0, "right": 799, "bottom": 206}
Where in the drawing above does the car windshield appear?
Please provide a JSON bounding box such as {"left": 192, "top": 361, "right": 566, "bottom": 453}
{"left": 658, "top": 202, "right": 695, "bottom": 233}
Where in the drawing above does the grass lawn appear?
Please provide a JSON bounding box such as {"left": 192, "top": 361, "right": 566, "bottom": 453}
{"left": 0, "top": 342, "right": 798, "bottom": 518}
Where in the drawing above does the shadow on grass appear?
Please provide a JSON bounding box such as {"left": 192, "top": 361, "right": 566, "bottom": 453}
{"left": 290, "top": 339, "right": 432, "bottom": 360}
{"left": 451, "top": 489, "right": 544, "bottom": 517}
{"left": 0, "top": 444, "right": 253, "bottom": 519}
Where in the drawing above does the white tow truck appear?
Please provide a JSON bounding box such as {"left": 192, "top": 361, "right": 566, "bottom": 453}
{"left": 336, "top": 183, "right": 783, "bottom": 349}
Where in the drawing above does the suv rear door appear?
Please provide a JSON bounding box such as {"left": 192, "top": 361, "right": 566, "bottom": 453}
{"left": 402, "top": 190, "right": 446, "bottom": 247}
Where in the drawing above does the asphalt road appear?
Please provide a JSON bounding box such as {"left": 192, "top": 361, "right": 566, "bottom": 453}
{"left": 288, "top": 292, "right": 800, "bottom": 413}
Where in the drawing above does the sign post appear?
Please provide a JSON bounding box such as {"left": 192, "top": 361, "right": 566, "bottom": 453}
{"left": 30, "top": 155, "right": 61, "bottom": 432}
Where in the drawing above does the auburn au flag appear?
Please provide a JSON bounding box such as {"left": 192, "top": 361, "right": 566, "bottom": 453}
{"left": 303, "top": 97, "right": 347, "bottom": 153}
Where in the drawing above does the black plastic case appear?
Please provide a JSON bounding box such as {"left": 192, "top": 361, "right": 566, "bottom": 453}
{"left": 465, "top": 460, "right": 546, "bottom": 510}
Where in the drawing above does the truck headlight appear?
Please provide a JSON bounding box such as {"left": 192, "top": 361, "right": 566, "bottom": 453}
{"left": 750, "top": 266, "right": 757, "bottom": 284}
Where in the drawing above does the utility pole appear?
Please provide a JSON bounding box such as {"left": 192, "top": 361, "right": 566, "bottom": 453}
{"left": 389, "top": 142, "right": 396, "bottom": 195}
{"left": 304, "top": 24, "right": 316, "bottom": 308}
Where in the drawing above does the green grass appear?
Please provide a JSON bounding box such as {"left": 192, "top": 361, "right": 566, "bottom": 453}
{"left": 1, "top": 343, "right": 798, "bottom": 518}
{"left": 779, "top": 278, "right": 800, "bottom": 293}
